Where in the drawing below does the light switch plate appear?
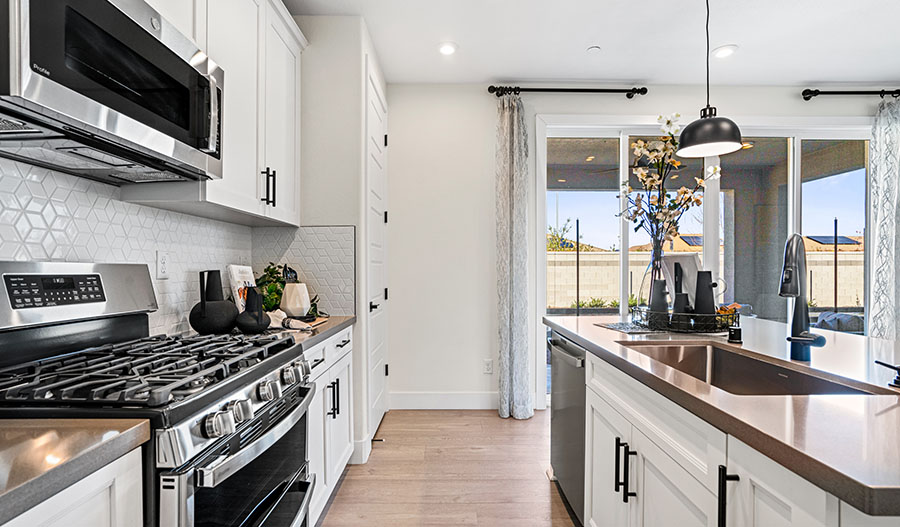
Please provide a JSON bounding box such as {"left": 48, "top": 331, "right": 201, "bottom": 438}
{"left": 156, "top": 251, "right": 170, "bottom": 280}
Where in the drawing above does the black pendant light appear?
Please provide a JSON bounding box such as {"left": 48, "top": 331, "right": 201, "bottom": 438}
{"left": 676, "top": 0, "right": 742, "bottom": 158}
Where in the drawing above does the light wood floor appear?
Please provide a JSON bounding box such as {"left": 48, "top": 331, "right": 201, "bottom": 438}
{"left": 320, "top": 410, "right": 576, "bottom": 527}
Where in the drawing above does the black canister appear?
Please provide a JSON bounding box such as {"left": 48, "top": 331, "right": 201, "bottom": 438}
{"left": 189, "top": 270, "right": 238, "bottom": 335}
{"left": 236, "top": 287, "right": 271, "bottom": 334}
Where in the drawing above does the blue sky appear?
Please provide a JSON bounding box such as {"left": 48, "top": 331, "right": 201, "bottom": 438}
{"left": 548, "top": 168, "right": 866, "bottom": 249}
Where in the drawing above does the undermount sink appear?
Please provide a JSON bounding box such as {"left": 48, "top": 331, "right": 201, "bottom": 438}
{"left": 622, "top": 343, "right": 881, "bottom": 396}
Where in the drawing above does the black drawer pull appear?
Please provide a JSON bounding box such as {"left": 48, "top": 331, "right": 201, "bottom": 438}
{"left": 614, "top": 437, "right": 624, "bottom": 493}
{"left": 336, "top": 339, "right": 351, "bottom": 349}
{"left": 369, "top": 302, "right": 380, "bottom": 312}
{"left": 717, "top": 465, "right": 740, "bottom": 527}
{"left": 622, "top": 442, "right": 637, "bottom": 503}
{"left": 327, "top": 381, "right": 337, "bottom": 418}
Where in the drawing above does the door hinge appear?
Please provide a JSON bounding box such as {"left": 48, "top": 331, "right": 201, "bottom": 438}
{"left": 384, "top": 287, "right": 388, "bottom": 300}
{"left": 383, "top": 210, "right": 388, "bottom": 224}
{"left": 384, "top": 134, "right": 388, "bottom": 147}
{"left": 385, "top": 364, "right": 389, "bottom": 376}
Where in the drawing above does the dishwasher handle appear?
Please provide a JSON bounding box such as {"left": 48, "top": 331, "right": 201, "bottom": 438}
{"left": 548, "top": 338, "right": 584, "bottom": 368}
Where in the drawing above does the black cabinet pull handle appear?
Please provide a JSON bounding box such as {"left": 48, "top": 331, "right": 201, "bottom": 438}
{"left": 260, "top": 168, "right": 275, "bottom": 205}
{"left": 614, "top": 437, "right": 624, "bottom": 493}
{"left": 335, "top": 377, "right": 340, "bottom": 416}
{"left": 336, "top": 339, "right": 351, "bottom": 349}
{"left": 717, "top": 465, "right": 740, "bottom": 527}
{"left": 369, "top": 302, "right": 380, "bottom": 312}
{"left": 271, "top": 169, "right": 277, "bottom": 208}
{"left": 327, "top": 381, "right": 337, "bottom": 417}
{"left": 310, "top": 358, "right": 325, "bottom": 370}
{"left": 622, "top": 442, "right": 637, "bottom": 503}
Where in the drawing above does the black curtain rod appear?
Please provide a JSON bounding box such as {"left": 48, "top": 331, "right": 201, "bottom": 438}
{"left": 802, "top": 88, "right": 900, "bottom": 101}
{"left": 488, "top": 85, "right": 648, "bottom": 99}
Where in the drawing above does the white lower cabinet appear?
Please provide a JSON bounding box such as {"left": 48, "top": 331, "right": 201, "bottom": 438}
{"left": 726, "top": 437, "right": 837, "bottom": 527}
{"left": 585, "top": 388, "right": 631, "bottom": 527}
{"left": 307, "top": 332, "right": 354, "bottom": 526}
{"left": 3, "top": 448, "right": 142, "bottom": 527}
{"left": 633, "top": 428, "right": 717, "bottom": 527}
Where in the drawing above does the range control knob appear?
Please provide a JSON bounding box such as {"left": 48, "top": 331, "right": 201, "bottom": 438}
{"left": 257, "top": 380, "right": 283, "bottom": 402}
{"left": 202, "top": 411, "right": 236, "bottom": 439}
{"left": 227, "top": 399, "right": 254, "bottom": 423}
{"left": 296, "top": 359, "right": 311, "bottom": 379}
{"left": 281, "top": 365, "right": 301, "bottom": 385}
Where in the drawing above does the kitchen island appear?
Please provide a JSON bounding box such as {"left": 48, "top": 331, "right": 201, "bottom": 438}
{"left": 544, "top": 315, "right": 900, "bottom": 526}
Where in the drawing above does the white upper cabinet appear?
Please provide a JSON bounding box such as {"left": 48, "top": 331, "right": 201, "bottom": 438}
{"left": 205, "top": 0, "right": 266, "bottom": 218}
{"left": 260, "top": 0, "right": 304, "bottom": 225}
{"left": 122, "top": 0, "right": 306, "bottom": 227}
{"left": 143, "top": 0, "right": 207, "bottom": 46}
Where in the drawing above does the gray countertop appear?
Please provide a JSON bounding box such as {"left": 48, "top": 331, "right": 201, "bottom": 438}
{"left": 273, "top": 315, "right": 356, "bottom": 351}
{"left": 544, "top": 315, "right": 900, "bottom": 516}
{"left": 0, "top": 419, "right": 149, "bottom": 524}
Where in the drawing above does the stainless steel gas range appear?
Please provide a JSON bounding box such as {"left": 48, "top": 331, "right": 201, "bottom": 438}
{"left": 0, "top": 262, "right": 315, "bottom": 527}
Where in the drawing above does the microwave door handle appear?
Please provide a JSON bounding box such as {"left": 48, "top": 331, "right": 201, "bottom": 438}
{"left": 195, "top": 383, "right": 315, "bottom": 488}
{"left": 202, "top": 74, "right": 219, "bottom": 154}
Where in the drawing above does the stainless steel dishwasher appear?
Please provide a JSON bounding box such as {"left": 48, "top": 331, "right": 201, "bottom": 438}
{"left": 549, "top": 330, "right": 586, "bottom": 526}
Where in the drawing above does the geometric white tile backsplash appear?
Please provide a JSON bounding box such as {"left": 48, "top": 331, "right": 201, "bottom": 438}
{"left": 0, "top": 158, "right": 252, "bottom": 335}
{"left": 252, "top": 226, "right": 355, "bottom": 316}
{"left": 0, "top": 157, "right": 356, "bottom": 332}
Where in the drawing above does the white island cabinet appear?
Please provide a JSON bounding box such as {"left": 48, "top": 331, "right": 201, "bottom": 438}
{"left": 2, "top": 449, "right": 142, "bottom": 527}
{"left": 584, "top": 351, "right": 900, "bottom": 527}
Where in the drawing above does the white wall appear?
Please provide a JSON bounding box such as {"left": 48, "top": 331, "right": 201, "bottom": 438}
{"left": 386, "top": 84, "right": 498, "bottom": 409}
{"left": 386, "top": 83, "right": 880, "bottom": 410}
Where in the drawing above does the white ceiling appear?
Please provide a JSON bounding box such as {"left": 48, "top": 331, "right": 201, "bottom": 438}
{"left": 285, "top": 0, "right": 900, "bottom": 86}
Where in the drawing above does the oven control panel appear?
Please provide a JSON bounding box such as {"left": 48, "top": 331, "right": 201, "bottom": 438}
{"left": 4, "top": 274, "right": 106, "bottom": 309}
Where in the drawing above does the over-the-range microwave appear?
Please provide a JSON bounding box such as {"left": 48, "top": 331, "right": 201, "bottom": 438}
{"left": 0, "top": 0, "right": 223, "bottom": 185}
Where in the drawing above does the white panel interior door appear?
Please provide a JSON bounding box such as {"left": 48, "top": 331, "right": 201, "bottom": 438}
{"left": 632, "top": 428, "right": 716, "bottom": 527}
{"left": 365, "top": 64, "right": 388, "bottom": 437}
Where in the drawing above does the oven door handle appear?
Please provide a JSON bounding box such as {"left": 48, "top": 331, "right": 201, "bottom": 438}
{"left": 245, "top": 472, "right": 316, "bottom": 527}
{"left": 196, "top": 383, "right": 315, "bottom": 488}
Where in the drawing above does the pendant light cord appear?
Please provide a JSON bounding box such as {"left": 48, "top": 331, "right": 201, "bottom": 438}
{"left": 706, "top": 0, "right": 710, "bottom": 108}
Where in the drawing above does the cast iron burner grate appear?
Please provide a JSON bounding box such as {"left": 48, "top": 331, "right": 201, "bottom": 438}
{"left": 0, "top": 334, "right": 295, "bottom": 407}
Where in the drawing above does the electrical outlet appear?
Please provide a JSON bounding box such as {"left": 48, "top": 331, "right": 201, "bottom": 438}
{"left": 156, "top": 251, "right": 170, "bottom": 280}
{"left": 483, "top": 359, "right": 493, "bottom": 375}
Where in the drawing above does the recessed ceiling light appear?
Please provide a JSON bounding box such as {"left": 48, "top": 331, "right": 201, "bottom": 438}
{"left": 711, "top": 44, "right": 739, "bottom": 59}
{"left": 439, "top": 42, "right": 458, "bottom": 56}
{"left": 557, "top": 179, "right": 567, "bottom": 183}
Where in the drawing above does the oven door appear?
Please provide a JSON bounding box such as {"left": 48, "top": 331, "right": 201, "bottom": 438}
{"left": 159, "top": 384, "right": 315, "bottom": 527}
{"left": 21, "top": 0, "right": 222, "bottom": 162}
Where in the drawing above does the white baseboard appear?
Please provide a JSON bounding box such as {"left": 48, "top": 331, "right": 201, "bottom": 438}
{"left": 389, "top": 391, "right": 499, "bottom": 410}
{"left": 349, "top": 434, "right": 372, "bottom": 465}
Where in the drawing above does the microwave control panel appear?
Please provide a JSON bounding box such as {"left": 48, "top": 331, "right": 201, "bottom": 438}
{"left": 4, "top": 274, "right": 106, "bottom": 309}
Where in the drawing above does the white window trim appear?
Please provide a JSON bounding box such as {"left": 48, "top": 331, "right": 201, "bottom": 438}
{"left": 534, "top": 114, "right": 874, "bottom": 409}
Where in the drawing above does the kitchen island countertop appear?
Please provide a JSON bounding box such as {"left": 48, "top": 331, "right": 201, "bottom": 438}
{"left": 544, "top": 315, "right": 900, "bottom": 516}
{"left": 0, "top": 418, "right": 149, "bottom": 525}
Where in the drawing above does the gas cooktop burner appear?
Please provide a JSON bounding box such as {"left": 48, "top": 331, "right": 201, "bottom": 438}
{"left": 0, "top": 333, "right": 295, "bottom": 407}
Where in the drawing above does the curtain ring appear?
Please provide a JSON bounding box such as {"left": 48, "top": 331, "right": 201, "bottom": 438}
{"left": 514, "top": 87, "right": 521, "bottom": 95}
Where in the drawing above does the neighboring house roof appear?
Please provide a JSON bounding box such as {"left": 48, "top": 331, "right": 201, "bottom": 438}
{"left": 629, "top": 234, "right": 711, "bottom": 252}
{"left": 546, "top": 235, "right": 609, "bottom": 252}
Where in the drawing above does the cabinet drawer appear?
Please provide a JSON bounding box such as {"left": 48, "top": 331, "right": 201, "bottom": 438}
{"left": 586, "top": 353, "right": 726, "bottom": 494}
{"left": 305, "top": 342, "right": 328, "bottom": 382}
{"left": 325, "top": 328, "right": 352, "bottom": 364}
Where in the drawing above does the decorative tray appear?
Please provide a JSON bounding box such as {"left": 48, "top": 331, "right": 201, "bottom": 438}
{"left": 631, "top": 306, "right": 739, "bottom": 333}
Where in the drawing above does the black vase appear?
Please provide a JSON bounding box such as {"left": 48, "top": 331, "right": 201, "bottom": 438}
{"left": 189, "top": 270, "right": 238, "bottom": 335}
{"left": 236, "top": 287, "right": 271, "bottom": 335}
{"left": 694, "top": 271, "right": 718, "bottom": 315}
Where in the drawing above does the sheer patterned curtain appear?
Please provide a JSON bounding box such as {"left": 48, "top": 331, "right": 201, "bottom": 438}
{"left": 869, "top": 99, "right": 900, "bottom": 339}
{"left": 496, "top": 94, "right": 533, "bottom": 419}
